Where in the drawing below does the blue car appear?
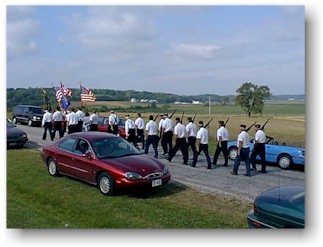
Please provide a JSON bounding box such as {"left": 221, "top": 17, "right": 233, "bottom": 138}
{"left": 227, "top": 136, "right": 305, "bottom": 169}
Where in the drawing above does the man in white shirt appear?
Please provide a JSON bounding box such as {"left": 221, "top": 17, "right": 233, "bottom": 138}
{"left": 135, "top": 113, "right": 145, "bottom": 149}
{"left": 125, "top": 115, "right": 139, "bottom": 148}
{"left": 42, "top": 109, "right": 53, "bottom": 141}
{"left": 52, "top": 106, "right": 63, "bottom": 139}
{"left": 250, "top": 124, "right": 267, "bottom": 173}
{"left": 144, "top": 115, "right": 159, "bottom": 158}
{"left": 108, "top": 110, "right": 119, "bottom": 135}
{"left": 186, "top": 117, "right": 198, "bottom": 158}
{"left": 231, "top": 124, "right": 251, "bottom": 176}
{"left": 66, "top": 108, "right": 79, "bottom": 134}
{"left": 191, "top": 121, "right": 212, "bottom": 169}
{"left": 76, "top": 107, "right": 84, "bottom": 132}
{"left": 161, "top": 113, "right": 173, "bottom": 155}
{"left": 89, "top": 110, "right": 99, "bottom": 131}
{"left": 167, "top": 117, "right": 188, "bottom": 165}
{"left": 213, "top": 120, "right": 230, "bottom": 167}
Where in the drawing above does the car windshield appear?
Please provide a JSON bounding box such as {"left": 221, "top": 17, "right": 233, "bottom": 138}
{"left": 30, "top": 107, "right": 43, "bottom": 114}
{"left": 91, "top": 137, "right": 141, "bottom": 159}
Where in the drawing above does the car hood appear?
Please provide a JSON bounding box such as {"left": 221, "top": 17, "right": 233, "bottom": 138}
{"left": 99, "top": 154, "right": 164, "bottom": 175}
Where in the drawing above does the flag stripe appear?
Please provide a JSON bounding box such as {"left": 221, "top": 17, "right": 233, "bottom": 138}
{"left": 80, "top": 85, "right": 96, "bottom": 102}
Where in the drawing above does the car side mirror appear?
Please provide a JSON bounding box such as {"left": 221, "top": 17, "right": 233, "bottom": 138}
{"left": 83, "top": 150, "right": 93, "bottom": 160}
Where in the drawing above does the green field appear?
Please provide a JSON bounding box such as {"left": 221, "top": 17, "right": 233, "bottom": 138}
{"left": 6, "top": 100, "right": 305, "bottom": 228}
{"left": 68, "top": 100, "right": 305, "bottom": 148}
{"left": 7, "top": 149, "right": 250, "bottom": 228}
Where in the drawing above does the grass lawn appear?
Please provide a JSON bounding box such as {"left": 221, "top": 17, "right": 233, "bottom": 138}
{"left": 7, "top": 148, "right": 251, "bottom": 229}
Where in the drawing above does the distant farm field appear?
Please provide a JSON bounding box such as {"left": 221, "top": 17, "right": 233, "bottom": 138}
{"left": 68, "top": 100, "right": 304, "bottom": 148}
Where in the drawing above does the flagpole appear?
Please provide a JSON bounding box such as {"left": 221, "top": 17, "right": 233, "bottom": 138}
{"left": 79, "top": 82, "right": 84, "bottom": 107}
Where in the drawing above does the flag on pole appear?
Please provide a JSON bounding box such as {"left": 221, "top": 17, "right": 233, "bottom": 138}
{"left": 53, "top": 85, "right": 70, "bottom": 111}
{"left": 80, "top": 84, "right": 96, "bottom": 102}
{"left": 60, "top": 82, "right": 73, "bottom": 97}
{"left": 41, "top": 88, "right": 52, "bottom": 111}
{"left": 53, "top": 86, "right": 63, "bottom": 102}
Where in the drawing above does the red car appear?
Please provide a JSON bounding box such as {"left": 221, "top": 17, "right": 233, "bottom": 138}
{"left": 97, "top": 116, "right": 126, "bottom": 138}
{"left": 40, "top": 132, "right": 171, "bottom": 195}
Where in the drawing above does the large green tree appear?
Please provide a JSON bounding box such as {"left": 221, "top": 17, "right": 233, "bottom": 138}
{"left": 235, "top": 82, "right": 272, "bottom": 117}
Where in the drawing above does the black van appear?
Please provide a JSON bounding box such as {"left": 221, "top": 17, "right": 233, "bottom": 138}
{"left": 12, "top": 105, "right": 43, "bottom": 127}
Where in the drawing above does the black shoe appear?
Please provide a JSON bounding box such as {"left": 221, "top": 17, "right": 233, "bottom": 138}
{"left": 207, "top": 167, "right": 212, "bottom": 169}
{"left": 251, "top": 167, "right": 257, "bottom": 171}
{"left": 230, "top": 171, "right": 237, "bottom": 175}
{"left": 183, "top": 162, "right": 188, "bottom": 165}
{"left": 190, "top": 164, "right": 196, "bottom": 167}
{"left": 244, "top": 174, "right": 251, "bottom": 177}
{"left": 222, "top": 164, "right": 228, "bottom": 167}
{"left": 259, "top": 170, "right": 267, "bottom": 173}
{"left": 167, "top": 157, "right": 172, "bottom": 162}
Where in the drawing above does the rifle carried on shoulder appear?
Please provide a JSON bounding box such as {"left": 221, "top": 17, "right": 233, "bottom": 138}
{"left": 245, "top": 121, "right": 256, "bottom": 132}
{"left": 204, "top": 118, "right": 213, "bottom": 128}
{"left": 261, "top": 118, "right": 270, "bottom": 131}
{"left": 169, "top": 109, "right": 177, "bottom": 119}
{"left": 192, "top": 113, "right": 197, "bottom": 122}
{"left": 224, "top": 117, "right": 230, "bottom": 127}
{"left": 180, "top": 111, "right": 185, "bottom": 123}
{"left": 153, "top": 113, "right": 159, "bottom": 121}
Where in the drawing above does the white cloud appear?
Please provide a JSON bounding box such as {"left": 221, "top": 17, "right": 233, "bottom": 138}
{"left": 69, "top": 8, "right": 157, "bottom": 54}
{"left": 6, "top": 6, "right": 39, "bottom": 60}
{"left": 174, "top": 43, "right": 221, "bottom": 60}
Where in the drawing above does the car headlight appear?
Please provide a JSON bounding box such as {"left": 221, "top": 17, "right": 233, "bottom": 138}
{"left": 22, "top": 134, "right": 27, "bottom": 138}
{"left": 124, "top": 172, "right": 142, "bottom": 180}
{"left": 163, "top": 164, "right": 169, "bottom": 174}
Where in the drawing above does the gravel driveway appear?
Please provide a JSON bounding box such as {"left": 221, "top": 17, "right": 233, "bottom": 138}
{"left": 19, "top": 124, "right": 305, "bottom": 203}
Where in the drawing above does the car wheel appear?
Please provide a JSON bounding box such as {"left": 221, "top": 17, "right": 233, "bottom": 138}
{"left": 228, "top": 146, "right": 238, "bottom": 160}
{"left": 48, "top": 158, "right": 59, "bottom": 176}
{"left": 28, "top": 119, "right": 33, "bottom": 127}
{"left": 277, "top": 154, "right": 293, "bottom": 169}
{"left": 12, "top": 117, "right": 17, "bottom": 124}
{"left": 98, "top": 172, "right": 115, "bottom": 196}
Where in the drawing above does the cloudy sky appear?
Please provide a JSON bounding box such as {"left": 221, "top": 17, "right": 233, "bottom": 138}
{"left": 6, "top": 5, "right": 305, "bottom": 95}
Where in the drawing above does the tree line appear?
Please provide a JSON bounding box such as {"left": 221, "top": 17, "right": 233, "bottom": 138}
{"left": 6, "top": 87, "right": 233, "bottom": 110}
{"left": 8, "top": 83, "right": 302, "bottom": 117}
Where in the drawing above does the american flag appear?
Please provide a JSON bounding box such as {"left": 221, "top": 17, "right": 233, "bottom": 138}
{"left": 80, "top": 85, "right": 96, "bottom": 102}
{"left": 60, "top": 82, "right": 73, "bottom": 97}
{"left": 53, "top": 86, "right": 64, "bottom": 102}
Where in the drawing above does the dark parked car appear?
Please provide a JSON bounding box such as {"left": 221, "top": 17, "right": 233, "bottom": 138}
{"left": 12, "top": 104, "right": 43, "bottom": 127}
{"left": 7, "top": 119, "right": 28, "bottom": 147}
{"left": 227, "top": 136, "right": 305, "bottom": 169}
{"left": 40, "top": 132, "right": 170, "bottom": 195}
{"left": 97, "top": 116, "right": 126, "bottom": 138}
{"left": 247, "top": 185, "right": 305, "bottom": 228}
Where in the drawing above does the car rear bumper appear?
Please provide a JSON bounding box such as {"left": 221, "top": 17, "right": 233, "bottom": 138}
{"left": 247, "top": 211, "right": 276, "bottom": 229}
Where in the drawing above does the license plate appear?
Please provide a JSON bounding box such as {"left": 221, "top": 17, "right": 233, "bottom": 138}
{"left": 152, "top": 179, "right": 162, "bottom": 187}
